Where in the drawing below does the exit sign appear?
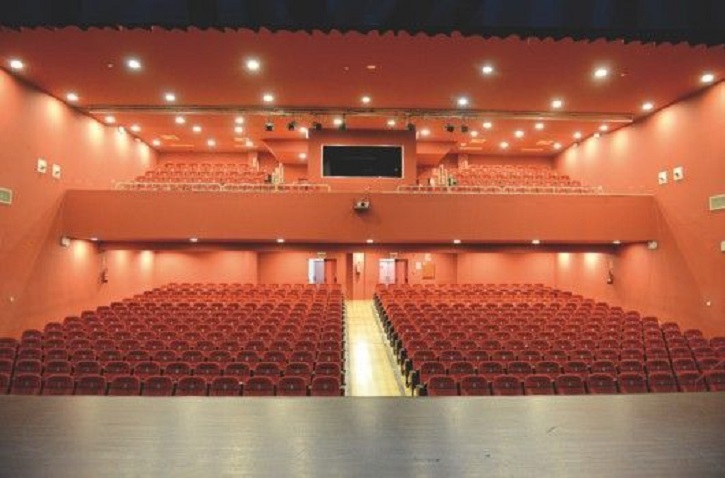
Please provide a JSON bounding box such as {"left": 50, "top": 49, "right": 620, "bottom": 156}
{"left": 0, "top": 187, "right": 13, "bottom": 205}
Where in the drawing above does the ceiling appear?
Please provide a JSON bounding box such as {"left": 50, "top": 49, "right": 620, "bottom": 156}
{"left": 1, "top": 27, "right": 723, "bottom": 162}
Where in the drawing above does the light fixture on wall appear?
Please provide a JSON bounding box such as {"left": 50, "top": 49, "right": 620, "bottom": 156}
{"left": 60, "top": 236, "right": 71, "bottom": 247}
{"left": 265, "top": 121, "right": 274, "bottom": 132}
{"left": 287, "top": 121, "right": 297, "bottom": 131}
{"left": 445, "top": 124, "right": 455, "bottom": 133}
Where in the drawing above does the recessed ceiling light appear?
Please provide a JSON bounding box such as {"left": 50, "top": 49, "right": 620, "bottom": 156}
{"left": 470, "top": 130, "right": 479, "bottom": 137}
{"left": 65, "top": 92, "right": 79, "bottom": 102}
{"left": 299, "top": 153, "right": 307, "bottom": 160}
{"left": 207, "top": 139, "right": 216, "bottom": 147}
{"left": 130, "top": 124, "right": 141, "bottom": 133}
{"left": 482, "top": 121, "right": 493, "bottom": 129}
{"left": 9, "top": 58, "right": 24, "bottom": 70}
{"left": 500, "top": 141, "right": 509, "bottom": 149}
{"left": 234, "top": 126, "right": 243, "bottom": 134}
{"left": 361, "top": 95, "right": 371, "bottom": 104}
{"left": 593, "top": 67, "right": 609, "bottom": 79}
{"left": 90, "top": 237, "right": 99, "bottom": 242}
{"left": 457, "top": 96, "right": 469, "bottom": 107}
{"left": 642, "top": 102, "right": 654, "bottom": 111}
{"left": 152, "top": 139, "right": 161, "bottom": 147}
{"left": 599, "top": 125, "right": 609, "bottom": 132}
{"left": 126, "top": 58, "right": 142, "bottom": 70}
{"left": 104, "top": 115, "right": 116, "bottom": 124}
{"left": 573, "top": 131, "right": 582, "bottom": 139}
{"left": 387, "top": 119, "right": 396, "bottom": 127}
{"left": 594, "top": 133, "right": 601, "bottom": 139}
{"left": 276, "top": 238, "right": 285, "bottom": 244}
{"left": 531, "top": 239, "right": 541, "bottom": 245}
{"left": 514, "top": 130, "right": 525, "bottom": 138}
{"left": 553, "top": 142, "right": 562, "bottom": 150}
{"left": 366, "top": 239, "right": 374, "bottom": 244}
{"left": 366, "top": 64, "right": 377, "bottom": 70}
{"left": 613, "top": 240, "right": 621, "bottom": 245}
{"left": 333, "top": 117, "right": 343, "bottom": 126}
{"left": 453, "top": 239, "right": 462, "bottom": 245}
{"left": 192, "top": 125, "right": 202, "bottom": 133}
{"left": 701, "top": 72, "right": 715, "bottom": 84}
{"left": 551, "top": 99, "right": 564, "bottom": 109}
{"left": 245, "top": 58, "right": 261, "bottom": 72}
{"left": 189, "top": 237, "right": 199, "bottom": 243}
{"left": 175, "top": 116, "right": 186, "bottom": 124}
{"left": 117, "top": 126, "right": 126, "bottom": 135}
{"left": 164, "top": 92, "right": 176, "bottom": 102}
{"left": 300, "top": 127, "right": 308, "bottom": 135}
{"left": 534, "top": 122, "right": 544, "bottom": 130}
{"left": 262, "top": 93, "right": 275, "bottom": 103}
{"left": 235, "top": 116, "right": 244, "bottom": 125}
{"left": 481, "top": 64, "right": 494, "bottom": 75}
{"left": 420, "top": 128, "right": 431, "bottom": 136}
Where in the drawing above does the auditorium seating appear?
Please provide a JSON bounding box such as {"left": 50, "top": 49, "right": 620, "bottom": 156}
{"left": 0, "top": 283, "right": 345, "bottom": 397}
{"left": 406, "top": 164, "right": 600, "bottom": 194}
{"left": 130, "top": 161, "right": 268, "bottom": 188}
{"left": 376, "top": 283, "right": 725, "bottom": 396}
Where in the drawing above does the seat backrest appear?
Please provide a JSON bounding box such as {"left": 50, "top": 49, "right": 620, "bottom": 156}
{"left": 587, "top": 373, "right": 618, "bottom": 394}
{"left": 243, "top": 376, "right": 275, "bottom": 396}
{"left": 618, "top": 373, "right": 647, "bottom": 394}
{"left": 491, "top": 375, "right": 523, "bottom": 396}
{"left": 42, "top": 374, "right": 75, "bottom": 395}
{"left": 676, "top": 371, "right": 707, "bottom": 392}
{"left": 209, "top": 376, "right": 240, "bottom": 396}
{"left": 176, "top": 376, "right": 208, "bottom": 396}
{"left": 309, "top": 376, "right": 341, "bottom": 397}
{"left": 555, "top": 374, "right": 586, "bottom": 395}
{"left": 426, "top": 375, "right": 458, "bottom": 396}
{"left": 648, "top": 371, "right": 677, "bottom": 393}
{"left": 75, "top": 375, "right": 107, "bottom": 395}
{"left": 142, "top": 376, "right": 175, "bottom": 396}
{"left": 10, "top": 373, "right": 42, "bottom": 395}
{"left": 108, "top": 375, "right": 141, "bottom": 396}
{"left": 524, "top": 374, "right": 554, "bottom": 395}
{"left": 277, "top": 376, "right": 308, "bottom": 396}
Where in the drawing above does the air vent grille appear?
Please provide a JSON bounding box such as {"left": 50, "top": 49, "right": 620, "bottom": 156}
{"left": 709, "top": 194, "right": 725, "bottom": 211}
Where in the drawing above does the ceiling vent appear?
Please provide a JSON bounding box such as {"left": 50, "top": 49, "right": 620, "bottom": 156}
{"left": 709, "top": 194, "right": 725, "bottom": 211}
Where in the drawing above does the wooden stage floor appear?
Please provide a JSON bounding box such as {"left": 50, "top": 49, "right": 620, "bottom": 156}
{"left": 1, "top": 393, "right": 724, "bottom": 477}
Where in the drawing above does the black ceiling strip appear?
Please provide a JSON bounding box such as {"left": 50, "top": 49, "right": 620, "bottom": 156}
{"left": 1, "top": 0, "right": 724, "bottom": 46}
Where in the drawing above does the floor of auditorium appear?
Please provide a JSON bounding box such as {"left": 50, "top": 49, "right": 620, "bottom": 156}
{"left": 1, "top": 300, "right": 725, "bottom": 476}
{"left": 346, "top": 300, "right": 406, "bottom": 396}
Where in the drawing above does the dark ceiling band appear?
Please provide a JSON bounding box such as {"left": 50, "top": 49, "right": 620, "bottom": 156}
{"left": 1, "top": 0, "right": 724, "bottom": 46}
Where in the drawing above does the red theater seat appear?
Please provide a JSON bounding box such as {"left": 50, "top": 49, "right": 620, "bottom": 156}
{"left": 459, "top": 375, "right": 490, "bottom": 396}
{"left": 648, "top": 372, "right": 678, "bottom": 393}
{"left": 75, "top": 375, "right": 107, "bottom": 395}
{"left": 705, "top": 371, "right": 725, "bottom": 391}
{"left": 425, "top": 375, "right": 458, "bottom": 396}
{"left": 676, "top": 372, "right": 707, "bottom": 392}
{"left": 10, "top": 374, "right": 42, "bottom": 395}
{"left": 555, "top": 374, "right": 586, "bottom": 395}
{"left": 277, "top": 376, "right": 308, "bottom": 396}
{"left": 310, "top": 376, "right": 343, "bottom": 397}
{"left": 142, "top": 376, "right": 174, "bottom": 396}
{"left": 108, "top": 376, "right": 141, "bottom": 396}
{"left": 42, "top": 375, "right": 75, "bottom": 395}
{"left": 209, "top": 376, "right": 241, "bottom": 396}
{"left": 243, "top": 376, "right": 276, "bottom": 396}
{"left": 176, "top": 376, "right": 208, "bottom": 396}
{"left": 524, "top": 374, "right": 555, "bottom": 395}
{"left": 491, "top": 375, "right": 523, "bottom": 396}
{"left": 618, "top": 373, "right": 648, "bottom": 394}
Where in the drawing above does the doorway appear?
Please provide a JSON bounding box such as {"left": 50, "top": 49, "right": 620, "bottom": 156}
{"left": 379, "top": 258, "right": 409, "bottom": 285}
{"left": 308, "top": 258, "right": 338, "bottom": 284}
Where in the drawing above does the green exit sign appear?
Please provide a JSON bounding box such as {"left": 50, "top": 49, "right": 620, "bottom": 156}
{"left": 0, "top": 187, "right": 13, "bottom": 205}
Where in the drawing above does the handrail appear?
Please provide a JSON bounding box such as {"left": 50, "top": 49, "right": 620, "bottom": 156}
{"left": 396, "top": 184, "right": 604, "bottom": 194}
{"left": 114, "top": 182, "right": 332, "bottom": 192}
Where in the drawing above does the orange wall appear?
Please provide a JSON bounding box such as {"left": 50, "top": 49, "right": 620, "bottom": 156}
{"left": 153, "top": 250, "right": 258, "bottom": 284}
{"left": 556, "top": 81, "right": 725, "bottom": 335}
{"left": 307, "top": 129, "right": 417, "bottom": 191}
{"left": 62, "top": 190, "right": 658, "bottom": 244}
{"left": 0, "top": 70, "right": 156, "bottom": 336}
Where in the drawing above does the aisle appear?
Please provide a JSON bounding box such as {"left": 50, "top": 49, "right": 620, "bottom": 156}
{"left": 345, "top": 300, "right": 406, "bottom": 397}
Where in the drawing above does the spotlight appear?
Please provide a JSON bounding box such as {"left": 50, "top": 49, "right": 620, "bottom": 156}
{"left": 265, "top": 121, "right": 274, "bottom": 132}
{"left": 407, "top": 122, "right": 415, "bottom": 132}
{"left": 445, "top": 124, "right": 455, "bottom": 133}
{"left": 287, "top": 121, "right": 297, "bottom": 131}
{"left": 460, "top": 124, "right": 469, "bottom": 133}
{"left": 312, "top": 122, "right": 322, "bottom": 131}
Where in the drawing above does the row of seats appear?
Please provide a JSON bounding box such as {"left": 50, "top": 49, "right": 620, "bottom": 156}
{"left": 133, "top": 161, "right": 268, "bottom": 185}
{"left": 1, "top": 284, "right": 346, "bottom": 396}
{"left": 1, "top": 373, "right": 342, "bottom": 397}
{"left": 421, "top": 372, "right": 725, "bottom": 396}
{"left": 376, "top": 284, "right": 725, "bottom": 396}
